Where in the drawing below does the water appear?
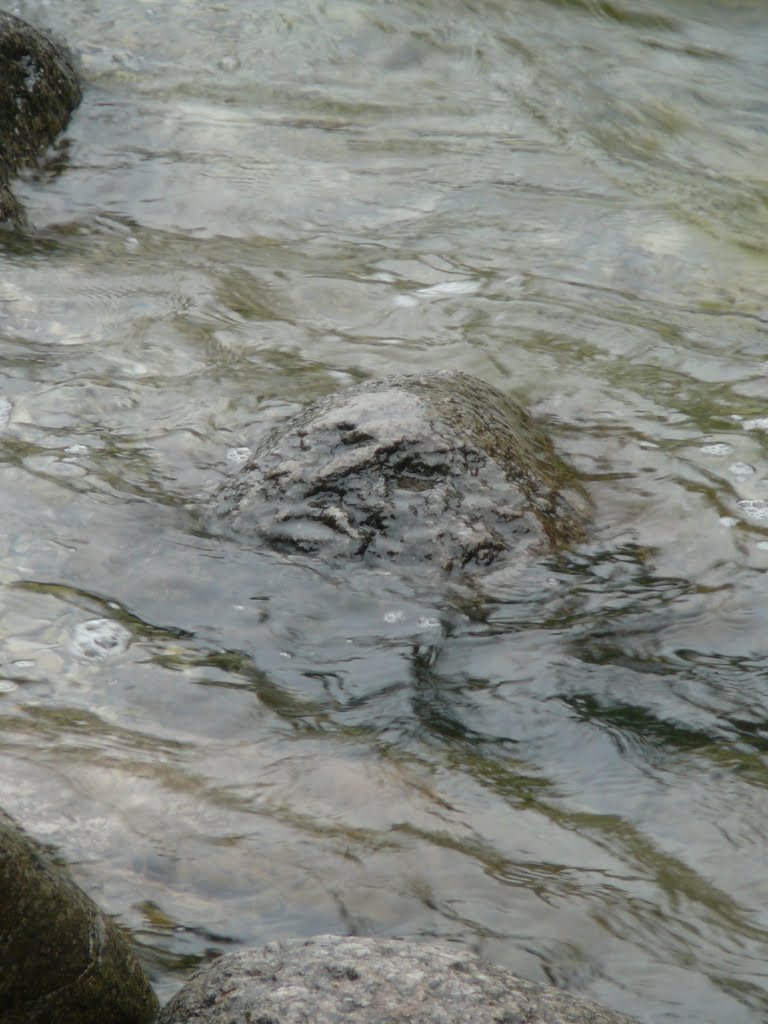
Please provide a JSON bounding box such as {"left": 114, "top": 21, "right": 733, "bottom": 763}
{"left": 2, "top": 0, "right": 768, "bottom": 1019}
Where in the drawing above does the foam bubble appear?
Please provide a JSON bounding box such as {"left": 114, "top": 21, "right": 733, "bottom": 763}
{"left": 700, "top": 443, "right": 734, "bottom": 456}
{"left": 383, "top": 609, "right": 405, "bottom": 624}
{"left": 742, "top": 417, "right": 768, "bottom": 431}
{"left": 737, "top": 499, "right": 768, "bottom": 521}
{"left": 719, "top": 516, "right": 738, "bottom": 528}
{"left": 417, "top": 617, "right": 441, "bottom": 630}
{"left": 0, "top": 680, "right": 18, "bottom": 693}
{"left": 70, "top": 619, "right": 131, "bottom": 660}
{"left": 217, "top": 55, "right": 241, "bottom": 72}
{"left": 729, "top": 462, "right": 756, "bottom": 477}
{"left": 226, "top": 447, "right": 252, "bottom": 465}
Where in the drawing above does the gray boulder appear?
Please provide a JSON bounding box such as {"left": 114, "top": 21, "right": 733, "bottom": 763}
{"left": 214, "top": 371, "right": 588, "bottom": 572}
{"left": 157, "top": 935, "right": 638, "bottom": 1024}
{"left": 0, "top": 12, "right": 81, "bottom": 225}
{"left": 0, "top": 808, "right": 159, "bottom": 1024}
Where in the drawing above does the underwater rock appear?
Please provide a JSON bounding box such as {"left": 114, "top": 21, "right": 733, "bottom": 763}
{"left": 214, "top": 370, "right": 589, "bottom": 572}
{"left": 0, "top": 809, "right": 158, "bottom": 1024}
{"left": 157, "top": 935, "right": 639, "bottom": 1024}
{"left": 0, "top": 12, "right": 81, "bottom": 226}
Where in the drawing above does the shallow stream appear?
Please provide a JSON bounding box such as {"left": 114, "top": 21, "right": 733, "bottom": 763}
{"left": 2, "top": 1, "right": 768, "bottom": 1019}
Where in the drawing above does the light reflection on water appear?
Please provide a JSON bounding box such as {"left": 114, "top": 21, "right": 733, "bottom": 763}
{"left": 2, "top": 0, "right": 768, "bottom": 1019}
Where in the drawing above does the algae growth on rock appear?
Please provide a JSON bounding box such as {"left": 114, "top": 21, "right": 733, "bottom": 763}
{"left": 0, "top": 11, "right": 81, "bottom": 225}
{"left": 0, "top": 809, "right": 158, "bottom": 1024}
{"left": 214, "top": 370, "right": 589, "bottom": 572}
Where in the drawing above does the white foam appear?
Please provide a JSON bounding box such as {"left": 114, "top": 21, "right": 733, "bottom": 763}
{"left": 0, "top": 680, "right": 18, "bottom": 693}
{"left": 417, "top": 617, "right": 441, "bottom": 630}
{"left": 729, "top": 462, "right": 756, "bottom": 477}
{"left": 70, "top": 619, "right": 131, "bottom": 660}
{"left": 416, "top": 279, "right": 480, "bottom": 298}
{"left": 700, "top": 442, "right": 734, "bottom": 456}
{"left": 226, "top": 447, "right": 252, "bottom": 465}
{"left": 742, "top": 417, "right": 768, "bottom": 431}
{"left": 737, "top": 499, "right": 768, "bottom": 521}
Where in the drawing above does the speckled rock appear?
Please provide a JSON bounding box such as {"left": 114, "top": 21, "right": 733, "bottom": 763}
{"left": 213, "top": 371, "right": 589, "bottom": 572}
{"left": 0, "top": 12, "right": 81, "bottom": 225}
{"left": 0, "top": 809, "right": 159, "bottom": 1024}
{"left": 157, "top": 935, "right": 638, "bottom": 1024}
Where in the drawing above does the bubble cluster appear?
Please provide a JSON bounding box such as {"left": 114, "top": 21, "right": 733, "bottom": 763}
{"left": 700, "top": 442, "right": 734, "bottom": 456}
{"left": 737, "top": 499, "right": 768, "bottom": 522}
{"left": 70, "top": 618, "right": 131, "bottom": 660}
{"left": 226, "top": 447, "right": 252, "bottom": 465}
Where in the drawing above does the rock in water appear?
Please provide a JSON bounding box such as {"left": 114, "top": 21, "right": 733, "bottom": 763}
{"left": 0, "top": 12, "right": 82, "bottom": 225}
{"left": 214, "top": 371, "right": 588, "bottom": 571}
{"left": 157, "top": 935, "right": 639, "bottom": 1024}
{"left": 0, "top": 809, "right": 159, "bottom": 1024}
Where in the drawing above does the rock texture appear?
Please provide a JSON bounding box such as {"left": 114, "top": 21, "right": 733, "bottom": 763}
{"left": 0, "top": 809, "right": 159, "bottom": 1024}
{"left": 214, "top": 371, "right": 588, "bottom": 572}
{"left": 157, "top": 935, "right": 638, "bottom": 1024}
{"left": 0, "top": 12, "right": 81, "bottom": 225}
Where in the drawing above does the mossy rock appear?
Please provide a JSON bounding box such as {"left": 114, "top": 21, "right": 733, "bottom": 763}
{"left": 0, "top": 12, "right": 81, "bottom": 225}
{"left": 214, "top": 370, "right": 589, "bottom": 572}
{"left": 0, "top": 809, "right": 158, "bottom": 1024}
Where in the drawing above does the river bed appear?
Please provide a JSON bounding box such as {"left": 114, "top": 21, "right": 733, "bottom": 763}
{"left": 2, "top": 1, "right": 768, "bottom": 1020}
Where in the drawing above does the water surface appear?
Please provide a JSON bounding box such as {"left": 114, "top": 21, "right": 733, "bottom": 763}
{"left": 2, "top": 0, "right": 768, "bottom": 1019}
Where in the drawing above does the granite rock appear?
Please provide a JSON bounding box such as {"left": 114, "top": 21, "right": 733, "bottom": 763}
{"left": 157, "top": 935, "right": 638, "bottom": 1024}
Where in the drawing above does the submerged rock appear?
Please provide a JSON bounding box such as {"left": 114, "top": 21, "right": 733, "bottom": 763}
{"left": 0, "top": 12, "right": 81, "bottom": 225}
{"left": 214, "top": 371, "right": 589, "bottom": 571}
{"left": 0, "top": 809, "right": 159, "bottom": 1024}
{"left": 157, "top": 935, "right": 639, "bottom": 1024}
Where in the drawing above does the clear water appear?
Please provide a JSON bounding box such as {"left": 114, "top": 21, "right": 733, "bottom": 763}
{"left": 2, "top": 0, "right": 768, "bottom": 1019}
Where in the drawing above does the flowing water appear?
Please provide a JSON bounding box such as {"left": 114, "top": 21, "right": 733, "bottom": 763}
{"left": 2, "top": 0, "right": 768, "bottom": 1019}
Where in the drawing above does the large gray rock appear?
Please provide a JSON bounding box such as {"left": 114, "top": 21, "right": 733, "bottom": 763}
{"left": 0, "top": 12, "right": 81, "bottom": 225}
{"left": 157, "top": 935, "right": 638, "bottom": 1024}
{"left": 0, "top": 809, "right": 159, "bottom": 1024}
{"left": 214, "top": 371, "right": 588, "bottom": 572}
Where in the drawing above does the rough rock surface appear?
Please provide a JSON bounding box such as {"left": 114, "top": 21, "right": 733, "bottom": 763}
{"left": 214, "top": 371, "right": 589, "bottom": 572}
{"left": 0, "top": 809, "right": 159, "bottom": 1024}
{"left": 0, "top": 12, "right": 81, "bottom": 225}
{"left": 157, "top": 935, "right": 639, "bottom": 1024}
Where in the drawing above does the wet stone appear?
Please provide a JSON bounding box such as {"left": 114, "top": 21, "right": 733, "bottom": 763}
{"left": 157, "top": 935, "right": 639, "bottom": 1024}
{"left": 0, "top": 808, "right": 158, "bottom": 1024}
{"left": 0, "top": 12, "right": 81, "bottom": 226}
{"left": 213, "top": 371, "right": 589, "bottom": 573}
